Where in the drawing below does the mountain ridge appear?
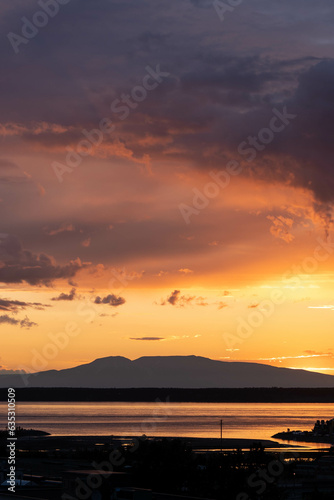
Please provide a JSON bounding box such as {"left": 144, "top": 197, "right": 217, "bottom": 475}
{"left": 1, "top": 355, "right": 334, "bottom": 388}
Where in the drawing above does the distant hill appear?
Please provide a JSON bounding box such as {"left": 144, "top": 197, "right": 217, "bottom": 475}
{"left": 1, "top": 355, "right": 334, "bottom": 388}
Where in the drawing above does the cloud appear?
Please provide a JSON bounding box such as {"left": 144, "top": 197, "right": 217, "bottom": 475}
{"left": 287, "top": 367, "right": 334, "bottom": 373}
{"left": 248, "top": 303, "right": 259, "bottom": 309}
{"left": 267, "top": 216, "right": 295, "bottom": 243}
{"left": 166, "top": 289, "right": 180, "bottom": 305}
{"left": 45, "top": 223, "right": 75, "bottom": 236}
{"left": 129, "top": 337, "right": 164, "bottom": 341}
{"left": 0, "top": 297, "right": 49, "bottom": 312}
{"left": 0, "top": 159, "right": 19, "bottom": 170}
{"left": 20, "top": 316, "right": 38, "bottom": 329}
{"left": 178, "top": 268, "right": 194, "bottom": 274}
{"left": 167, "top": 334, "right": 201, "bottom": 341}
{"left": 0, "top": 314, "right": 18, "bottom": 326}
{"left": 189, "top": 0, "right": 213, "bottom": 7}
{"left": 308, "top": 305, "right": 334, "bottom": 310}
{"left": 51, "top": 288, "right": 76, "bottom": 301}
{"left": 0, "top": 314, "right": 37, "bottom": 329}
{"left": 81, "top": 237, "right": 91, "bottom": 247}
{"left": 0, "top": 235, "right": 85, "bottom": 286}
{"left": 154, "top": 270, "right": 168, "bottom": 277}
{"left": 160, "top": 289, "right": 209, "bottom": 307}
{"left": 129, "top": 335, "right": 201, "bottom": 341}
{"left": 259, "top": 353, "right": 332, "bottom": 362}
{"left": 94, "top": 294, "right": 126, "bottom": 307}
{"left": 0, "top": 0, "right": 333, "bottom": 222}
{"left": 0, "top": 158, "right": 34, "bottom": 185}
{"left": 0, "top": 0, "right": 333, "bottom": 296}
{"left": 304, "top": 349, "right": 333, "bottom": 356}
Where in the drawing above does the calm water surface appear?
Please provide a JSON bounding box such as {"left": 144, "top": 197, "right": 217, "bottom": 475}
{"left": 0, "top": 402, "right": 333, "bottom": 448}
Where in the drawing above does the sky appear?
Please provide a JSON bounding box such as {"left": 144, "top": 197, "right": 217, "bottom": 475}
{"left": 1, "top": 0, "right": 334, "bottom": 376}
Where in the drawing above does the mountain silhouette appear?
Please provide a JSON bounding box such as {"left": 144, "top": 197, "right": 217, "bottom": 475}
{"left": 1, "top": 355, "right": 334, "bottom": 388}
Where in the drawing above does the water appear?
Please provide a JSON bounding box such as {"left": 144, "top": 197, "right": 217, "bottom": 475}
{"left": 0, "top": 402, "right": 333, "bottom": 448}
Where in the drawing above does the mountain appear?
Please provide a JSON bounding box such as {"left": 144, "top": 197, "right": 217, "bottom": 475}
{"left": 1, "top": 355, "right": 334, "bottom": 388}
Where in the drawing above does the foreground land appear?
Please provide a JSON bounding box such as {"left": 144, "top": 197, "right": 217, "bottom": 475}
{"left": 1, "top": 387, "right": 334, "bottom": 402}
{"left": 273, "top": 430, "right": 334, "bottom": 445}
{"left": 1, "top": 433, "right": 334, "bottom": 499}
{"left": 6, "top": 434, "right": 291, "bottom": 451}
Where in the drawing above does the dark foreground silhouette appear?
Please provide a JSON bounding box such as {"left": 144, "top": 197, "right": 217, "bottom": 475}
{"left": 1, "top": 387, "right": 334, "bottom": 402}
{"left": 1, "top": 433, "right": 334, "bottom": 499}
{"left": 1, "top": 355, "right": 334, "bottom": 388}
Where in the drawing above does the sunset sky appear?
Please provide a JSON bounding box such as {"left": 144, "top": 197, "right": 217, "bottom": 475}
{"left": 1, "top": 0, "right": 334, "bottom": 376}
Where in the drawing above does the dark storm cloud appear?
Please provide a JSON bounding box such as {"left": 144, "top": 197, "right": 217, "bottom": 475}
{"left": 94, "top": 294, "right": 126, "bottom": 306}
{"left": 0, "top": 234, "right": 85, "bottom": 286}
{"left": 189, "top": 0, "right": 213, "bottom": 7}
{"left": 1, "top": 0, "right": 334, "bottom": 226}
{"left": 137, "top": 56, "right": 334, "bottom": 211}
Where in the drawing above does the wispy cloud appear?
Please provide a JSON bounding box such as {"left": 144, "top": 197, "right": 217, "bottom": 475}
{"left": 129, "top": 337, "right": 164, "bottom": 341}
{"left": 287, "top": 367, "right": 334, "bottom": 373}
{"left": 308, "top": 305, "right": 334, "bottom": 310}
{"left": 259, "top": 354, "right": 332, "bottom": 361}
{"left": 267, "top": 215, "right": 295, "bottom": 243}
{"left": 217, "top": 302, "right": 228, "bottom": 310}
{"left": 0, "top": 297, "right": 50, "bottom": 312}
{"left": 160, "top": 289, "right": 209, "bottom": 307}
{"left": 0, "top": 314, "right": 37, "bottom": 329}
{"left": 45, "top": 223, "right": 75, "bottom": 236}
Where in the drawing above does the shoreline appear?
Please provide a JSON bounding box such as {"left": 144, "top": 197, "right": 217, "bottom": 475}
{"left": 273, "top": 431, "right": 334, "bottom": 446}
{"left": 12, "top": 434, "right": 297, "bottom": 451}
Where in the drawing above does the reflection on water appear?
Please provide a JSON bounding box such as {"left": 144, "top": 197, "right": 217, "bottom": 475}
{"left": 0, "top": 402, "right": 333, "bottom": 450}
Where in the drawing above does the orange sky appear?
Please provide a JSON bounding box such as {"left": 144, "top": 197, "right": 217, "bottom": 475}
{"left": 1, "top": 0, "right": 334, "bottom": 378}
{"left": 1, "top": 168, "right": 333, "bottom": 375}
